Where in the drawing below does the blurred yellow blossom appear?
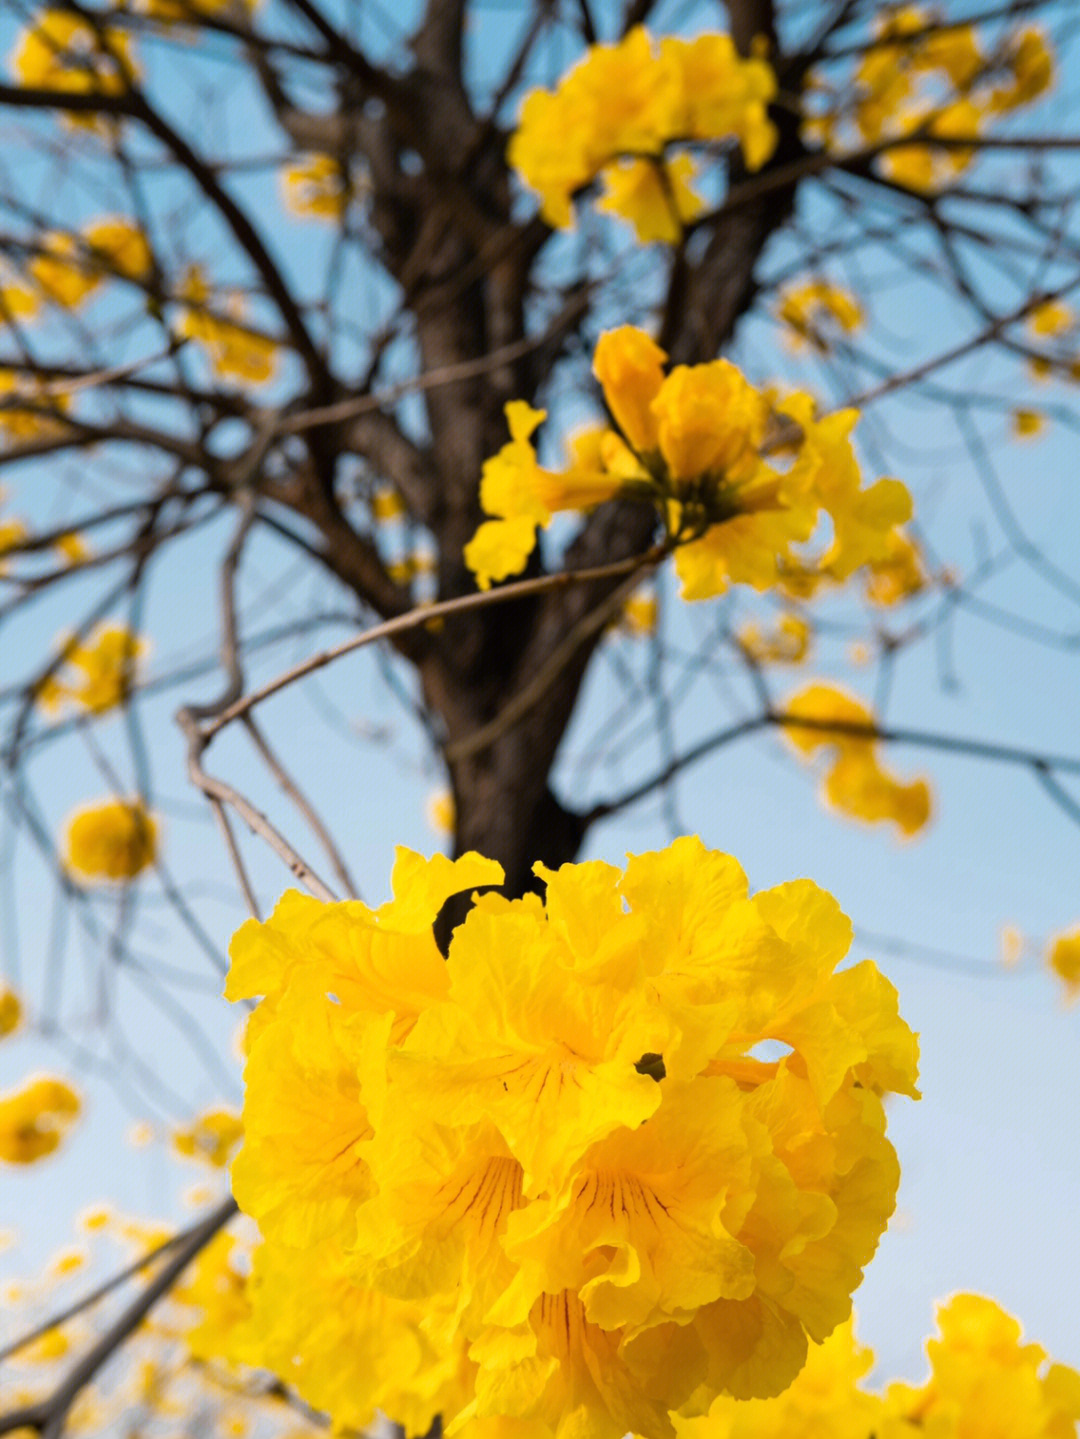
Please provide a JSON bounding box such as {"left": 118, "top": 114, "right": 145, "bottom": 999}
{"left": 809, "top": 10, "right": 1054, "bottom": 194}
{"left": 9, "top": 10, "right": 138, "bottom": 113}
{"left": 1047, "top": 928, "right": 1080, "bottom": 1002}
{"left": 282, "top": 153, "right": 355, "bottom": 221}
{"left": 0, "top": 985, "right": 22, "bottom": 1037}
{"left": 0, "top": 1075, "right": 81, "bottom": 1164}
{"left": 783, "top": 683, "right": 931, "bottom": 836}
{"left": 1012, "top": 408, "right": 1046, "bottom": 439}
{"left": 509, "top": 27, "right": 776, "bottom": 238}
{"left": 738, "top": 611, "right": 811, "bottom": 664}
{"left": 38, "top": 624, "right": 146, "bottom": 717}
{"left": 176, "top": 266, "right": 279, "bottom": 384}
{"left": 426, "top": 790, "right": 456, "bottom": 835}
{"left": 777, "top": 279, "right": 863, "bottom": 352}
{"left": 172, "top": 1107, "right": 244, "bottom": 1168}
{"left": 63, "top": 797, "right": 158, "bottom": 883}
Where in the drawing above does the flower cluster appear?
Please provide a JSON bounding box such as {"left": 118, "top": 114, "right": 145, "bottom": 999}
{"left": 63, "top": 797, "right": 158, "bottom": 883}
{"left": 25, "top": 217, "right": 152, "bottom": 313}
{"left": 1047, "top": 927, "right": 1080, "bottom": 1003}
{"left": 281, "top": 153, "right": 358, "bottom": 221}
{"left": 776, "top": 280, "right": 863, "bottom": 354}
{"left": 227, "top": 839, "right": 918, "bottom": 1439}
{"left": 674, "top": 1294, "right": 1080, "bottom": 1439}
{"left": 37, "top": 624, "right": 146, "bottom": 717}
{"left": 783, "top": 684, "right": 931, "bottom": 837}
{"left": 806, "top": 9, "right": 1054, "bottom": 193}
{"left": 0, "top": 1075, "right": 81, "bottom": 1164}
{"left": 9, "top": 9, "right": 138, "bottom": 115}
{"left": 509, "top": 27, "right": 777, "bottom": 241}
{"left": 464, "top": 327, "right": 914, "bottom": 601}
{"left": 175, "top": 266, "right": 279, "bottom": 385}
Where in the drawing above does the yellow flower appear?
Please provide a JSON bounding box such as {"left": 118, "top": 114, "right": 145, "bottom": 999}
{"left": 0, "top": 986, "right": 22, "bottom": 1037}
{"left": 1012, "top": 408, "right": 1046, "bottom": 439}
{"left": 10, "top": 10, "right": 138, "bottom": 103}
{"left": 229, "top": 839, "right": 916, "bottom": 1433}
{"left": 509, "top": 27, "right": 776, "bottom": 236}
{"left": 1028, "top": 299, "right": 1072, "bottom": 338}
{"left": 54, "top": 530, "right": 89, "bottom": 565}
{"left": 863, "top": 530, "right": 927, "bottom": 606}
{"left": 0, "top": 368, "right": 71, "bottom": 446}
{"left": 29, "top": 233, "right": 102, "bottom": 309}
{"left": 282, "top": 153, "right": 355, "bottom": 220}
{"left": 1047, "top": 928, "right": 1080, "bottom": 1002}
{"left": 426, "top": 789, "right": 456, "bottom": 835}
{"left": 466, "top": 332, "right": 913, "bottom": 603}
{"left": 176, "top": 265, "right": 278, "bottom": 384}
{"left": 38, "top": 624, "right": 146, "bottom": 717}
{"left": 172, "top": 1107, "right": 243, "bottom": 1168}
{"left": 596, "top": 153, "right": 705, "bottom": 245}
{"left": 777, "top": 279, "right": 863, "bottom": 352}
{"left": 738, "top": 611, "right": 811, "bottom": 664}
{"left": 63, "top": 798, "right": 158, "bottom": 882}
{"left": 783, "top": 684, "right": 932, "bottom": 837}
{"left": 0, "top": 1075, "right": 81, "bottom": 1164}
{"left": 882, "top": 1294, "right": 1080, "bottom": 1439}
{"left": 617, "top": 589, "right": 659, "bottom": 636}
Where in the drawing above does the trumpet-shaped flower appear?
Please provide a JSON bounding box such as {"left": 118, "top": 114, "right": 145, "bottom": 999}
{"left": 467, "top": 327, "right": 911, "bottom": 602}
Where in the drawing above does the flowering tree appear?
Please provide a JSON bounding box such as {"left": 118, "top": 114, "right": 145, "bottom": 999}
{"left": 2, "top": 0, "right": 1080, "bottom": 1435}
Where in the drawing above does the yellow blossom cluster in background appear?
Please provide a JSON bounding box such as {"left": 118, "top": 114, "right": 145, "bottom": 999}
{"left": 8, "top": 9, "right": 139, "bottom": 114}
{"left": 675, "top": 1294, "right": 1080, "bottom": 1439}
{"left": 1, "top": 1206, "right": 324, "bottom": 1439}
{"left": 738, "top": 611, "right": 812, "bottom": 666}
{"left": 805, "top": 8, "right": 1054, "bottom": 192}
{"left": 1047, "top": 927, "right": 1080, "bottom": 1002}
{"left": 776, "top": 279, "right": 863, "bottom": 354}
{"left": 22, "top": 217, "right": 153, "bottom": 313}
{"left": 465, "top": 326, "right": 914, "bottom": 603}
{"left": 0, "top": 1075, "right": 81, "bottom": 1164}
{"left": 509, "top": 27, "right": 777, "bottom": 242}
{"left": 783, "top": 684, "right": 931, "bottom": 837}
{"left": 281, "top": 153, "right": 357, "bottom": 222}
{"left": 176, "top": 266, "right": 279, "bottom": 385}
{"left": 62, "top": 797, "right": 158, "bottom": 883}
{"left": 0, "top": 368, "right": 71, "bottom": 448}
{"left": 37, "top": 624, "right": 146, "bottom": 717}
{"left": 222, "top": 840, "right": 917, "bottom": 1438}
{"left": 172, "top": 1108, "right": 245, "bottom": 1169}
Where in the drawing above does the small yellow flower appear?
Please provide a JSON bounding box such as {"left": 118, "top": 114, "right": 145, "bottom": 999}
{"left": 738, "top": 611, "right": 811, "bottom": 664}
{"left": 10, "top": 10, "right": 138, "bottom": 110}
{"left": 777, "top": 279, "right": 863, "bottom": 352}
{"left": 172, "top": 1107, "right": 244, "bottom": 1168}
{"left": 426, "top": 790, "right": 456, "bottom": 835}
{"left": 282, "top": 153, "right": 356, "bottom": 221}
{"left": 176, "top": 265, "right": 279, "bottom": 385}
{"left": 0, "top": 1075, "right": 81, "bottom": 1164}
{"left": 38, "top": 624, "right": 146, "bottom": 717}
{"left": 1047, "top": 928, "right": 1080, "bottom": 1002}
{"left": 784, "top": 683, "right": 931, "bottom": 837}
{"left": 0, "top": 985, "right": 22, "bottom": 1038}
{"left": 63, "top": 798, "right": 158, "bottom": 883}
{"left": 1012, "top": 408, "right": 1045, "bottom": 439}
